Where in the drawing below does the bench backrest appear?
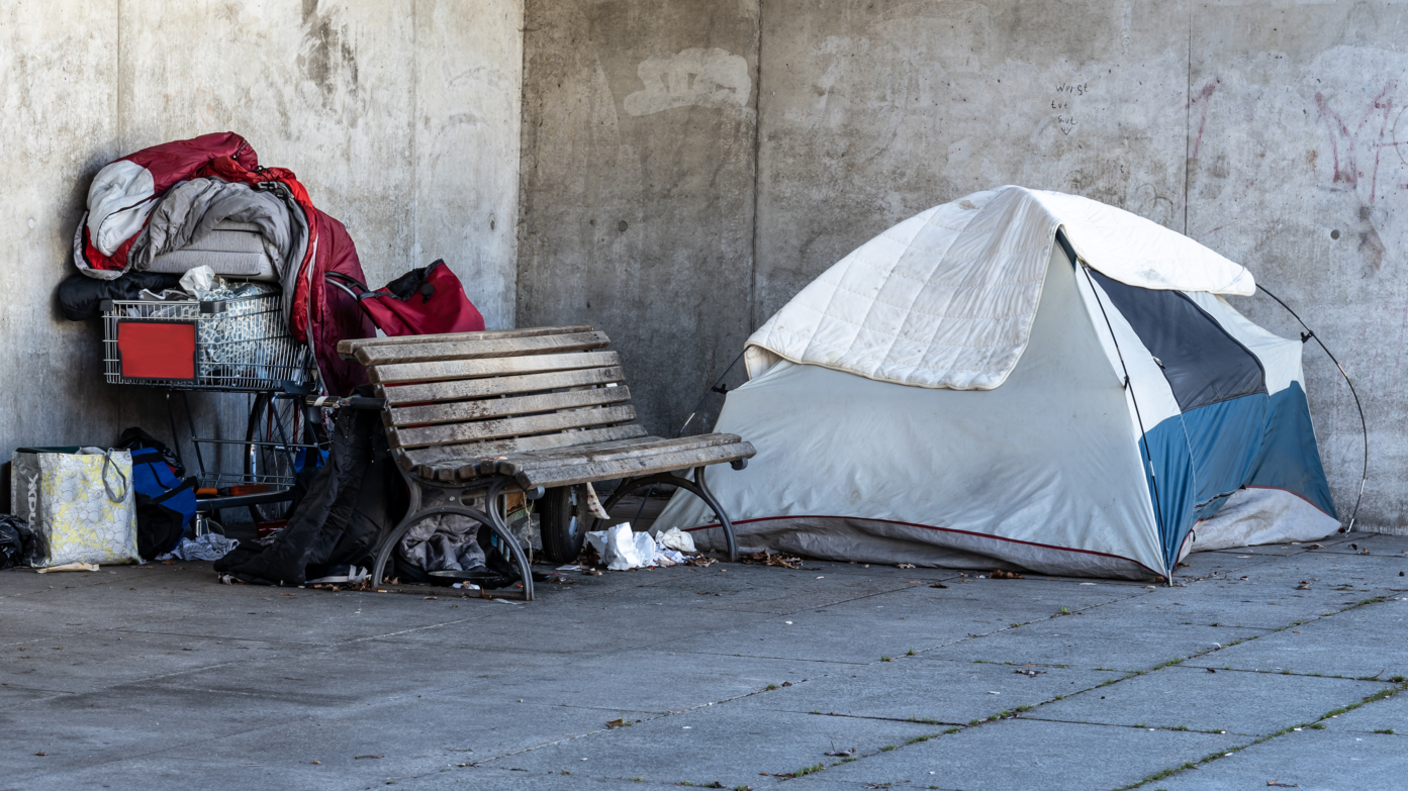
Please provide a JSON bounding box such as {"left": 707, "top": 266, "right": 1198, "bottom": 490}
{"left": 337, "top": 326, "right": 649, "bottom": 478}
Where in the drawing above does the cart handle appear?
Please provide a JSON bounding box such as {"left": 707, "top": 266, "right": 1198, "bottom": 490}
{"left": 305, "top": 394, "right": 386, "bottom": 410}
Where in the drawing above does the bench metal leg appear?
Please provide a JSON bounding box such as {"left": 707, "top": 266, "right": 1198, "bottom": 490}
{"left": 369, "top": 476, "right": 536, "bottom": 601}
{"left": 485, "top": 478, "right": 536, "bottom": 601}
{"left": 595, "top": 467, "right": 738, "bottom": 562}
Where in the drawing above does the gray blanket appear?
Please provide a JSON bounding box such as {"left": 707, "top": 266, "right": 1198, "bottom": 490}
{"left": 129, "top": 178, "right": 309, "bottom": 328}
{"left": 395, "top": 488, "right": 488, "bottom": 573}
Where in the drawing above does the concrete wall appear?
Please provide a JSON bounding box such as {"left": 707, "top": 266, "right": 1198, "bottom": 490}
{"left": 518, "top": 0, "right": 1408, "bottom": 534}
{"left": 0, "top": 0, "right": 522, "bottom": 491}
{"left": 517, "top": 0, "right": 760, "bottom": 439}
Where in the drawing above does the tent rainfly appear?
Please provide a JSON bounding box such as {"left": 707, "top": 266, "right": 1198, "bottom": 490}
{"left": 657, "top": 186, "right": 1339, "bottom": 579}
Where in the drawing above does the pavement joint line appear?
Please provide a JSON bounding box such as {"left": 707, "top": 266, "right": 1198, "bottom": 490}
{"left": 1017, "top": 712, "right": 1247, "bottom": 736}
{"left": 106, "top": 626, "right": 322, "bottom": 648}
{"left": 712, "top": 586, "right": 932, "bottom": 616}
{"left": 1110, "top": 680, "right": 1408, "bottom": 790}
{"left": 6, "top": 649, "right": 256, "bottom": 694}
{"left": 738, "top": 705, "right": 972, "bottom": 729}
{"left": 7, "top": 711, "right": 324, "bottom": 786}
{"left": 658, "top": 647, "right": 873, "bottom": 665}
{"left": 341, "top": 616, "right": 488, "bottom": 643}
{"left": 472, "top": 683, "right": 916, "bottom": 773}
{"left": 0, "top": 682, "right": 78, "bottom": 694}
{"left": 468, "top": 720, "right": 656, "bottom": 767}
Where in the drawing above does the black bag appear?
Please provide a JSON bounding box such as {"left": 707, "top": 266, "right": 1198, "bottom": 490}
{"left": 134, "top": 475, "right": 198, "bottom": 559}
{"left": 0, "top": 515, "right": 36, "bottom": 571}
{"left": 117, "top": 427, "right": 185, "bottom": 477}
{"left": 119, "top": 428, "right": 198, "bottom": 559}
{"left": 217, "top": 392, "right": 401, "bottom": 585}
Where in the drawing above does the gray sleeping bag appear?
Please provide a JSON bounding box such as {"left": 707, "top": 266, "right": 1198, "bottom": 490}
{"left": 129, "top": 178, "right": 306, "bottom": 284}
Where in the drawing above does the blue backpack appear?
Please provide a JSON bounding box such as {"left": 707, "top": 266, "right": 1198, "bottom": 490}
{"left": 128, "top": 445, "right": 198, "bottom": 559}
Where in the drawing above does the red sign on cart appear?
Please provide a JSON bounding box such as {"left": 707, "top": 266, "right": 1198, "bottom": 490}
{"left": 117, "top": 321, "right": 198, "bottom": 382}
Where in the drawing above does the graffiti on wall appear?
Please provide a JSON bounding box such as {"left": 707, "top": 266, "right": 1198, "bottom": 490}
{"left": 623, "top": 48, "right": 751, "bottom": 116}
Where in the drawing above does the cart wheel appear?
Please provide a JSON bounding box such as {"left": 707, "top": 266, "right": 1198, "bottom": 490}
{"left": 539, "top": 485, "right": 586, "bottom": 564}
{"left": 244, "top": 392, "right": 314, "bottom": 524}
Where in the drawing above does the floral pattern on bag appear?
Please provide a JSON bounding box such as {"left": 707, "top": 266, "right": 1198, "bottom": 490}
{"left": 12, "top": 449, "right": 140, "bottom": 568}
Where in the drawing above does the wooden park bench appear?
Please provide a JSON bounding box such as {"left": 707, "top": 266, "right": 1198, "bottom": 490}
{"left": 336, "top": 325, "right": 756, "bottom": 600}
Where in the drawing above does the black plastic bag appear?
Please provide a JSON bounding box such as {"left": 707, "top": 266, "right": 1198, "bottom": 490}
{"left": 0, "top": 515, "right": 35, "bottom": 571}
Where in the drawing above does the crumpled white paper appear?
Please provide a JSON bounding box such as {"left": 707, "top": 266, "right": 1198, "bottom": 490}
{"left": 655, "top": 527, "right": 696, "bottom": 554}
{"left": 584, "top": 523, "right": 698, "bottom": 570}
{"left": 585, "top": 522, "right": 656, "bottom": 571}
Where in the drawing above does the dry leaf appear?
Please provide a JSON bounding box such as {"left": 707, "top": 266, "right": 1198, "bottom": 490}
{"left": 740, "top": 551, "right": 804, "bottom": 569}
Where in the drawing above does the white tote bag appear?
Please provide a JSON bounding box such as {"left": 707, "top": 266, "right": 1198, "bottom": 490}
{"left": 11, "top": 447, "right": 140, "bottom": 568}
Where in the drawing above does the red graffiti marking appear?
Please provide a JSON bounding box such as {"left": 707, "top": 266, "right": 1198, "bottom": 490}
{"left": 1187, "top": 82, "right": 1216, "bottom": 160}
{"left": 1315, "top": 82, "right": 1398, "bottom": 203}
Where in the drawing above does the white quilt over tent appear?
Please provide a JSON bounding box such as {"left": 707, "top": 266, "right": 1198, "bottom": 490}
{"left": 658, "top": 186, "right": 1339, "bottom": 579}
{"left": 744, "top": 186, "right": 1255, "bottom": 391}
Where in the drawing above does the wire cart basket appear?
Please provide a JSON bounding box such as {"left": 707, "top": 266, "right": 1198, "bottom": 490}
{"left": 101, "top": 284, "right": 322, "bottom": 526}
{"left": 103, "top": 285, "right": 314, "bottom": 391}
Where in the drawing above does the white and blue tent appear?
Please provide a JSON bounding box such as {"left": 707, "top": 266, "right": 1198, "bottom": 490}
{"left": 658, "top": 186, "right": 1339, "bottom": 579}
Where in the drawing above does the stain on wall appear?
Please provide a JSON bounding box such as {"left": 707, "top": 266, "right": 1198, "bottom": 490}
{"left": 517, "top": 0, "right": 760, "bottom": 436}
{"left": 0, "top": 0, "right": 523, "bottom": 474}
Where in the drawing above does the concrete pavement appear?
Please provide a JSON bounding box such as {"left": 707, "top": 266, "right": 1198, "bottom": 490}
{"left": 3, "top": 531, "right": 1407, "bottom": 790}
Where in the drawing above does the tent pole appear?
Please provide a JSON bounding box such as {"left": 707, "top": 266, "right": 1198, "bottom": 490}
{"left": 1256, "top": 284, "right": 1368, "bottom": 533}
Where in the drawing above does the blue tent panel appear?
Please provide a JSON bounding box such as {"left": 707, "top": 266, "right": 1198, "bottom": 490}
{"left": 1246, "top": 383, "right": 1337, "bottom": 519}
{"left": 1139, "top": 382, "right": 1335, "bottom": 573}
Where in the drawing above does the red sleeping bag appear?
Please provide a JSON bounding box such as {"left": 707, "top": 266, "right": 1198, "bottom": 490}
{"left": 326, "top": 260, "right": 485, "bottom": 337}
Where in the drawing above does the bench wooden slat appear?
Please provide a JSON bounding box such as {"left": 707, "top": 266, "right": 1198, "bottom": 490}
{"left": 370, "top": 351, "right": 620, "bottom": 385}
{"left": 494, "top": 433, "right": 742, "bottom": 474}
{"left": 387, "top": 386, "right": 632, "bottom": 428}
{"left": 338, "top": 325, "right": 594, "bottom": 359}
{"left": 389, "top": 405, "right": 637, "bottom": 450}
{"left": 399, "top": 424, "right": 650, "bottom": 474}
{"left": 354, "top": 331, "right": 610, "bottom": 366}
{"left": 513, "top": 442, "right": 755, "bottom": 489}
{"left": 379, "top": 367, "right": 626, "bottom": 405}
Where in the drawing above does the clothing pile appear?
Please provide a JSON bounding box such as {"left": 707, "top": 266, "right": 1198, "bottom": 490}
{"left": 57, "top": 132, "right": 374, "bottom": 395}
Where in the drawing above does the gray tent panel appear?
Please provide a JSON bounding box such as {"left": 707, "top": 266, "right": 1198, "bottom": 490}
{"left": 1087, "top": 269, "right": 1266, "bottom": 412}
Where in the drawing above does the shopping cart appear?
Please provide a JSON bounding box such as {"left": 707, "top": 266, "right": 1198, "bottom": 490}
{"left": 101, "top": 283, "right": 322, "bottom": 527}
